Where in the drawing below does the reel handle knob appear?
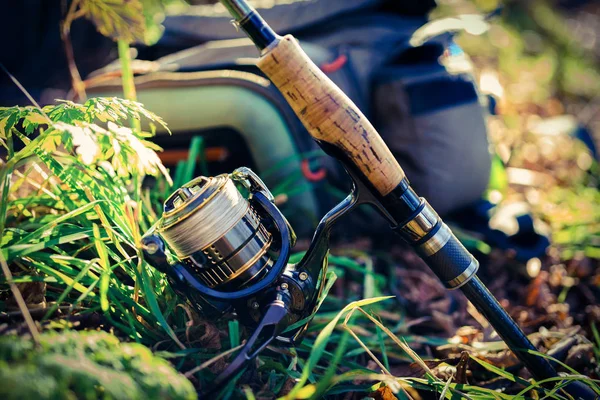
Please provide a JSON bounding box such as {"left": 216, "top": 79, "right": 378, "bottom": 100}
{"left": 141, "top": 234, "right": 184, "bottom": 282}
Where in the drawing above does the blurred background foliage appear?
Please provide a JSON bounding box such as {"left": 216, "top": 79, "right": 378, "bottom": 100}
{"left": 443, "top": 0, "right": 600, "bottom": 262}
{"left": 440, "top": 0, "right": 599, "bottom": 101}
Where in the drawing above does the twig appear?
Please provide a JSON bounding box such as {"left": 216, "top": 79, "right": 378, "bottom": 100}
{"left": 1, "top": 305, "right": 87, "bottom": 319}
{"left": 439, "top": 375, "right": 453, "bottom": 400}
{"left": 343, "top": 308, "right": 391, "bottom": 375}
{"left": 0, "top": 252, "right": 41, "bottom": 345}
{"left": 61, "top": 0, "right": 86, "bottom": 101}
{"left": 354, "top": 307, "right": 437, "bottom": 379}
{"left": 176, "top": 303, "right": 196, "bottom": 345}
{"left": 184, "top": 342, "right": 246, "bottom": 378}
{"left": 342, "top": 307, "right": 411, "bottom": 399}
{"left": 0, "top": 64, "right": 51, "bottom": 123}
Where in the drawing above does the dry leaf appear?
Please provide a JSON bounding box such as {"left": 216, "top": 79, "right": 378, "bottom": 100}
{"left": 370, "top": 385, "right": 398, "bottom": 400}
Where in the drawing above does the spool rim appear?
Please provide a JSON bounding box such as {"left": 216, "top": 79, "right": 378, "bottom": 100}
{"left": 158, "top": 174, "right": 229, "bottom": 231}
{"left": 158, "top": 174, "right": 251, "bottom": 257}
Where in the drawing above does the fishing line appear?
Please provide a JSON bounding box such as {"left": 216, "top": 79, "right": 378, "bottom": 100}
{"left": 160, "top": 177, "right": 249, "bottom": 257}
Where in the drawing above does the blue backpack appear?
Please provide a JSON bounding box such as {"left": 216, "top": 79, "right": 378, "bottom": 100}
{"left": 86, "top": 0, "right": 491, "bottom": 234}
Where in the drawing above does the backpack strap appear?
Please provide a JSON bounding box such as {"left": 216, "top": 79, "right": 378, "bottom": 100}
{"left": 161, "top": 0, "right": 383, "bottom": 45}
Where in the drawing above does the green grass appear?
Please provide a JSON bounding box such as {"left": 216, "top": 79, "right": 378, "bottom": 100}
{"left": 1, "top": 95, "right": 598, "bottom": 399}
{"left": 0, "top": 98, "right": 184, "bottom": 345}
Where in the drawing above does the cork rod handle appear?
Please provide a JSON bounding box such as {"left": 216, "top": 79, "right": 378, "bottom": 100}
{"left": 257, "top": 35, "right": 405, "bottom": 196}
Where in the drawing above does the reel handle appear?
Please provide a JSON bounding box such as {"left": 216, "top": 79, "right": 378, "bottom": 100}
{"left": 256, "top": 35, "right": 405, "bottom": 197}
{"left": 209, "top": 295, "right": 290, "bottom": 393}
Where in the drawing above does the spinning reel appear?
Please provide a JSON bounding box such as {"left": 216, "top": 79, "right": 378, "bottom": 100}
{"left": 141, "top": 167, "right": 370, "bottom": 386}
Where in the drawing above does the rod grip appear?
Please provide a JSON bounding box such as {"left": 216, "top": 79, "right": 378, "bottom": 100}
{"left": 257, "top": 35, "right": 405, "bottom": 196}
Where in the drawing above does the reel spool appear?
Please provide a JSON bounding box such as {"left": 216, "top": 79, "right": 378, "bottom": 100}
{"left": 158, "top": 174, "right": 274, "bottom": 291}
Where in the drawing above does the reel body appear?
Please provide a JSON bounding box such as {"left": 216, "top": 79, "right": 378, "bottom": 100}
{"left": 141, "top": 168, "right": 334, "bottom": 349}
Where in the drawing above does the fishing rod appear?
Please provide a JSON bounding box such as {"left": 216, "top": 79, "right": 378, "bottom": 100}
{"left": 140, "top": 1, "right": 596, "bottom": 398}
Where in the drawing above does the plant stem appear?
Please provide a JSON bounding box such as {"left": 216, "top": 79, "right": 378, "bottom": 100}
{"left": 0, "top": 164, "right": 11, "bottom": 240}
{"left": 117, "top": 40, "right": 138, "bottom": 102}
{"left": 117, "top": 40, "right": 141, "bottom": 132}
{"left": 0, "top": 251, "right": 41, "bottom": 346}
{"left": 61, "top": 0, "right": 86, "bottom": 101}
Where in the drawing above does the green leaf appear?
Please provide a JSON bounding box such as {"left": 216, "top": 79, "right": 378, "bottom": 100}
{"left": 24, "top": 257, "right": 97, "bottom": 297}
{"left": 141, "top": 0, "right": 165, "bottom": 45}
{"left": 0, "top": 106, "right": 21, "bottom": 139}
{"left": 182, "top": 136, "right": 203, "bottom": 184}
{"left": 42, "top": 259, "right": 96, "bottom": 320}
{"left": 469, "top": 355, "right": 532, "bottom": 387}
{"left": 93, "top": 224, "right": 111, "bottom": 312}
{"left": 376, "top": 325, "right": 390, "bottom": 372}
{"left": 285, "top": 296, "right": 394, "bottom": 399}
{"left": 80, "top": 0, "right": 146, "bottom": 44}
{"left": 15, "top": 200, "right": 102, "bottom": 247}
{"left": 4, "top": 231, "right": 93, "bottom": 261}
{"left": 229, "top": 320, "right": 240, "bottom": 348}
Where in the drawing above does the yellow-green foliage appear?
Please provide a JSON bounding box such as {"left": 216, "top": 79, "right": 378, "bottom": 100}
{"left": 0, "top": 330, "right": 196, "bottom": 400}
